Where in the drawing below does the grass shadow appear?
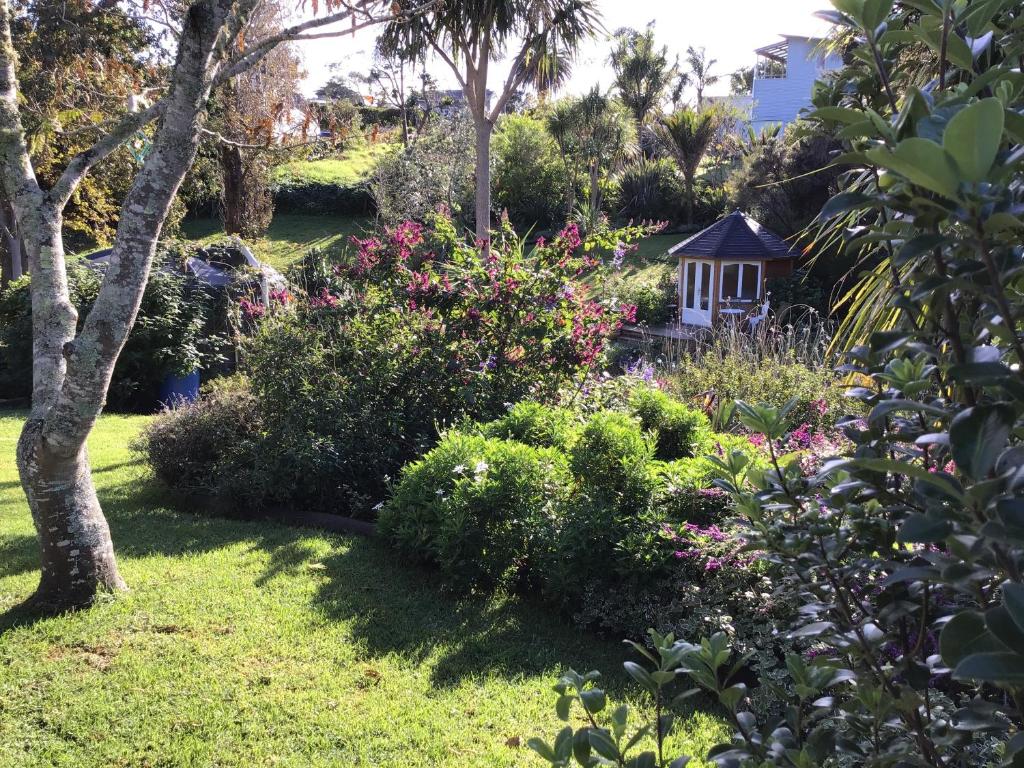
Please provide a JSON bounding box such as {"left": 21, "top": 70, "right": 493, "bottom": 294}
{"left": 307, "top": 537, "right": 636, "bottom": 692}
{"left": 0, "top": 533, "right": 37, "bottom": 579}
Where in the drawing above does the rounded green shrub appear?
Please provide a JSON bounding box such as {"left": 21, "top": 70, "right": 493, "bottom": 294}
{"left": 569, "top": 411, "right": 657, "bottom": 507}
{"left": 477, "top": 402, "right": 580, "bottom": 451}
{"left": 628, "top": 386, "right": 713, "bottom": 461}
{"left": 379, "top": 432, "right": 570, "bottom": 591}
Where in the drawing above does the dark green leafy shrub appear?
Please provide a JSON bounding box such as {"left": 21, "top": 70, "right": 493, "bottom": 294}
{"left": 613, "top": 157, "right": 682, "bottom": 223}
{"left": 477, "top": 401, "right": 580, "bottom": 451}
{"left": 603, "top": 272, "right": 676, "bottom": 326}
{"left": 135, "top": 377, "right": 261, "bottom": 498}
{"left": 628, "top": 386, "right": 712, "bottom": 460}
{"left": 379, "top": 432, "right": 570, "bottom": 591}
{"left": 492, "top": 113, "right": 568, "bottom": 230}
{"left": 271, "top": 179, "right": 374, "bottom": 216}
{"left": 0, "top": 257, "right": 224, "bottom": 409}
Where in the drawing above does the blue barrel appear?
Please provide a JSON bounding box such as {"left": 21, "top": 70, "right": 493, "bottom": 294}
{"left": 159, "top": 370, "right": 200, "bottom": 408}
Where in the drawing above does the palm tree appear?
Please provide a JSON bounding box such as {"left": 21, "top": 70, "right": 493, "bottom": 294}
{"left": 609, "top": 27, "right": 672, "bottom": 134}
{"left": 683, "top": 46, "right": 719, "bottom": 107}
{"left": 655, "top": 106, "right": 720, "bottom": 226}
{"left": 547, "top": 88, "right": 636, "bottom": 230}
{"left": 380, "top": 0, "right": 602, "bottom": 242}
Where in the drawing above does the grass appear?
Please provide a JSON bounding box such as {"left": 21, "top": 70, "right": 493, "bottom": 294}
{"left": 180, "top": 214, "right": 371, "bottom": 271}
{"left": 0, "top": 413, "right": 726, "bottom": 767}
{"left": 272, "top": 142, "right": 397, "bottom": 188}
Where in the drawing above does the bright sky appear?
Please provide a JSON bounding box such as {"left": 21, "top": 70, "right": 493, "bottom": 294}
{"left": 294, "top": 0, "right": 833, "bottom": 99}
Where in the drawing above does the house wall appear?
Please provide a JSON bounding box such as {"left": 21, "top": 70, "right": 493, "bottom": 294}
{"left": 750, "top": 38, "right": 843, "bottom": 133}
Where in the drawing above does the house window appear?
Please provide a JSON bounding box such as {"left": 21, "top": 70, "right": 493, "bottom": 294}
{"left": 720, "top": 262, "right": 761, "bottom": 303}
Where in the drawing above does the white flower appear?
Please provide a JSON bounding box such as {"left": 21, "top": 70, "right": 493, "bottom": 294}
{"left": 435, "top": 488, "right": 445, "bottom": 496}
{"left": 453, "top": 464, "right": 466, "bottom": 475}
{"left": 372, "top": 501, "right": 385, "bottom": 511}
{"left": 474, "top": 460, "right": 489, "bottom": 475}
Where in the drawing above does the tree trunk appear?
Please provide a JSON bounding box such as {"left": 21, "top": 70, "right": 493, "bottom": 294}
{"left": 684, "top": 173, "right": 695, "bottom": 227}
{"left": 588, "top": 163, "right": 601, "bottom": 231}
{"left": 473, "top": 116, "right": 493, "bottom": 242}
{"left": 220, "top": 144, "right": 244, "bottom": 235}
{"left": 0, "top": 194, "right": 22, "bottom": 284}
{"left": 17, "top": 417, "right": 125, "bottom": 608}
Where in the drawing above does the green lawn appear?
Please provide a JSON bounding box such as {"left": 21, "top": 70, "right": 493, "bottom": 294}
{"left": 272, "top": 142, "right": 397, "bottom": 188}
{"left": 181, "top": 213, "right": 371, "bottom": 271}
{"left": 0, "top": 413, "right": 725, "bottom": 767}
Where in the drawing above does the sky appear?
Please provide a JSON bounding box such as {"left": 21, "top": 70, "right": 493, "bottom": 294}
{"left": 292, "top": 0, "right": 834, "bottom": 100}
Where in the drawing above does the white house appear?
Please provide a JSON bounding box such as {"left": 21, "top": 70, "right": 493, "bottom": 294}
{"left": 749, "top": 35, "right": 843, "bottom": 133}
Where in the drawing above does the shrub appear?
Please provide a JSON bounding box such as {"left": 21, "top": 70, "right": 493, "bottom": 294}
{"left": 136, "top": 377, "right": 261, "bottom": 498}
{"left": 492, "top": 114, "right": 568, "bottom": 230}
{"left": 379, "top": 432, "right": 570, "bottom": 591}
{"left": 628, "top": 386, "right": 712, "bottom": 460}
{"left": 477, "top": 401, "right": 579, "bottom": 451}
{"left": 670, "top": 345, "right": 844, "bottom": 430}
{"left": 602, "top": 271, "right": 676, "bottom": 326}
{"left": 0, "top": 256, "right": 225, "bottom": 409}
{"left": 569, "top": 411, "right": 656, "bottom": 508}
{"left": 613, "top": 157, "right": 681, "bottom": 223}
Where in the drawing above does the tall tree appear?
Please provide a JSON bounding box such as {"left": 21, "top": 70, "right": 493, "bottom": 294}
{"left": 0, "top": 0, "right": 426, "bottom": 611}
{"left": 654, "top": 106, "right": 720, "bottom": 226}
{"left": 546, "top": 88, "right": 636, "bottom": 230}
{"left": 609, "top": 26, "right": 671, "bottom": 134}
{"left": 380, "top": 0, "right": 601, "bottom": 242}
{"left": 214, "top": 0, "right": 303, "bottom": 238}
{"left": 682, "top": 45, "right": 719, "bottom": 107}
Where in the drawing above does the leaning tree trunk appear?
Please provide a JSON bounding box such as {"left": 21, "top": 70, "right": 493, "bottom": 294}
{"left": 473, "top": 116, "right": 493, "bottom": 242}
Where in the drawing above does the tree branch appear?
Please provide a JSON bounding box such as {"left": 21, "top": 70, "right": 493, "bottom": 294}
{"left": 0, "top": 0, "right": 43, "bottom": 212}
{"left": 214, "top": 0, "right": 441, "bottom": 87}
{"left": 49, "top": 100, "right": 166, "bottom": 209}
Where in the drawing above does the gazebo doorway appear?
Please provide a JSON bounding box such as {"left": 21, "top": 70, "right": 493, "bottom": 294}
{"left": 681, "top": 259, "right": 714, "bottom": 327}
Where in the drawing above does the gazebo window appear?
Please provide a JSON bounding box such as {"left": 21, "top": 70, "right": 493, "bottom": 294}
{"left": 721, "top": 263, "right": 761, "bottom": 303}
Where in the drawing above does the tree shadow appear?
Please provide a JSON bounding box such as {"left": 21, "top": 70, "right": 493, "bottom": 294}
{"left": 0, "top": 533, "right": 37, "bottom": 579}
{"left": 306, "top": 537, "right": 635, "bottom": 692}
{"left": 3, "top": 469, "right": 637, "bottom": 693}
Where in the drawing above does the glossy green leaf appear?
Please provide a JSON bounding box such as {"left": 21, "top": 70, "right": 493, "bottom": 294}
{"left": 866, "top": 139, "right": 961, "bottom": 199}
{"left": 943, "top": 99, "right": 1005, "bottom": 182}
{"left": 949, "top": 404, "right": 1015, "bottom": 480}
{"left": 953, "top": 652, "right": 1024, "bottom": 685}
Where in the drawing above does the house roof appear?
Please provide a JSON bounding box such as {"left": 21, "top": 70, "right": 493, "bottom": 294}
{"left": 668, "top": 211, "right": 798, "bottom": 260}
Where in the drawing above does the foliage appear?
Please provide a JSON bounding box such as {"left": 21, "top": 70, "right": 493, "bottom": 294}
{"left": 613, "top": 157, "right": 682, "bottom": 223}
{"left": 369, "top": 113, "right": 475, "bottom": 225}
{"left": 536, "top": 2, "right": 1024, "bottom": 765}
{"left": 148, "top": 214, "right": 655, "bottom": 515}
{"left": 0, "top": 257, "right": 225, "bottom": 409}
{"left": 610, "top": 27, "right": 673, "bottom": 130}
{"left": 379, "top": 431, "right": 570, "bottom": 591}
{"left": 477, "top": 401, "right": 580, "bottom": 451}
{"left": 602, "top": 268, "right": 676, "bottom": 326}
{"left": 666, "top": 316, "right": 843, "bottom": 430}
{"left": 654, "top": 107, "right": 721, "bottom": 225}
{"left": 8, "top": 0, "right": 158, "bottom": 252}
{"left": 628, "top": 386, "right": 712, "bottom": 461}
{"left": 547, "top": 90, "right": 638, "bottom": 231}
{"left": 136, "top": 377, "right": 262, "bottom": 497}
{"left": 729, "top": 124, "right": 842, "bottom": 239}
{"left": 492, "top": 113, "right": 568, "bottom": 230}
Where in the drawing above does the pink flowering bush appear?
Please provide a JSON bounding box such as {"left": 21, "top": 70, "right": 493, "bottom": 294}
{"left": 171, "top": 212, "right": 661, "bottom": 515}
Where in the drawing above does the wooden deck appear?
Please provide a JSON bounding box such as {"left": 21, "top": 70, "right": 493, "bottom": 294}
{"left": 617, "top": 323, "right": 702, "bottom": 344}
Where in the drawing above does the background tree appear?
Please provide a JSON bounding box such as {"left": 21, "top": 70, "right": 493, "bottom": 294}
{"left": 609, "top": 26, "right": 671, "bottom": 139}
{"left": 212, "top": 0, "right": 303, "bottom": 238}
{"left": 353, "top": 46, "right": 423, "bottom": 145}
{"left": 681, "top": 45, "right": 719, "bottom": 107}
{"left": 730, "top": 66, "right": 753, "bottom": 95}
{"left": 546, "top": 88, "right": 636, "bottom": 230}
{"left": 1, "top": 0, "right": 158, "bottom": 288}
{"left": 655, "top": 106, "right": 720, "bottom": 226}
{"left": 0, "top": 0, "right": 423, "bottom": 611}
{"left": 380, "top": 0, "right": 601, "bottom": 241}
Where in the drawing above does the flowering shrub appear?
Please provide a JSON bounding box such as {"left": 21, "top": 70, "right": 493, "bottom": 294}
{"left": 145, "top": 213, "right": 657, "bottom": 515}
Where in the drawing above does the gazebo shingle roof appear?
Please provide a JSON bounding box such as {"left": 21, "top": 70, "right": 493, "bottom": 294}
{"left": 668, "top": 211, "right": 798, "bottom": 260}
